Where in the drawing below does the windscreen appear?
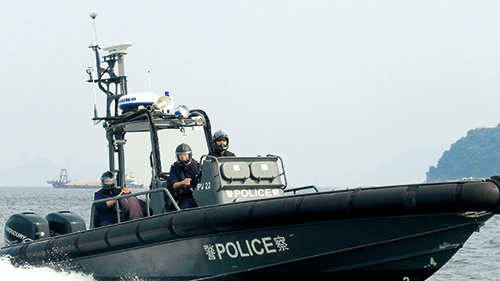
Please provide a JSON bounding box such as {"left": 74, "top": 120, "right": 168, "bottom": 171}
{"left": 123, "top": 126, "right": 208, "bottom": 187}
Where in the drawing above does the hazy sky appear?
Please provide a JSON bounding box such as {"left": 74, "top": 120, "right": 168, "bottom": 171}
{"left": 1, "top": 1, "right": 500, "bottom": 188}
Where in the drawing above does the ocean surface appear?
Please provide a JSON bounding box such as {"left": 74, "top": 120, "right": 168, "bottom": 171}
{"left": 1, "top": 185, "right": 500, "bottom": 280}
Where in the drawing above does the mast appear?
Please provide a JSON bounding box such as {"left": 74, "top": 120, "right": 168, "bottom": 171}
{"left": 86, "top": 12, "right": 132, "bottom": 187}
{"left": 86, "top": 14, "right": 214, "bottom": 191}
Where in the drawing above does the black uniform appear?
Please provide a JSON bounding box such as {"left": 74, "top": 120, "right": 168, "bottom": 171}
{"left": 168, "top": 160, "right": 199, "bottom": 209}
{"left": 208, "top": 149, "right": 235, "bottom": 157}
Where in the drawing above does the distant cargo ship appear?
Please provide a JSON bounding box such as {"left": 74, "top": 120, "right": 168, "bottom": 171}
{"left": 47, "top": 169, "right": 143, "bottom": 189}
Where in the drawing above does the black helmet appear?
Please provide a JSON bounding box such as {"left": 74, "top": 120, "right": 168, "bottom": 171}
{"left": 100, "top": 171, "right": 115, "bottom": 190}
{"left": 212, "top": 130, "right": 229, "bottom": 152}
{"left": 175, "top": 143, "right": 192, "bottom": 166}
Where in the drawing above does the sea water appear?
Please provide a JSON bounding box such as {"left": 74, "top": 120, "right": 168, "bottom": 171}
{"left": 0, "top": 186, "right": 96, "bottom": 280}
{"left": 0, "top": 186, "right": 500, "bottom": 280}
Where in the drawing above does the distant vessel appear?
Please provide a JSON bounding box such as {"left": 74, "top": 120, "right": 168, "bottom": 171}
{"left": 46, "top": 169, "right": 143, "bottom": 189}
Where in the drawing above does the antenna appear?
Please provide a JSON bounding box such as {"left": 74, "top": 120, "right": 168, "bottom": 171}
{"left": 148, "top": 70, "right": 151, "bottom": 93}
{"left": 88, "top": 12, "right": 99, "bottom": 120}
{"left": 91, "top": 67, "right": 99, "bottom": 119}
{"left": 90, "top": 12, "right": 98, "bottom": 45}
{"left": 87, "top": 65, "right": 99, "bottom": 119}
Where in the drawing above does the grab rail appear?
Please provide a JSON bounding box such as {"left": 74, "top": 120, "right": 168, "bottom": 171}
{"left": 90, "top": 188, "right": 178, "bottom": 228}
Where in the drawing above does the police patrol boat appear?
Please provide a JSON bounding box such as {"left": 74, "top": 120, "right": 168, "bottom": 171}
{"left": 2, "top": 15, "right": 500, "bottom": 281}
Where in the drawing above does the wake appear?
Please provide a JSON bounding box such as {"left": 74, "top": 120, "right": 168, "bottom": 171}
{"left": 0, "top": 256, "right": 95, "bottom": 281}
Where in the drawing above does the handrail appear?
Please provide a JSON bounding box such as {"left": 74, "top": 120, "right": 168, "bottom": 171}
{"left": 268, "top": 154, "right": 287, "bottom": 189}
{"left": 90, "top": 188, "right": 176, "bottom": 228}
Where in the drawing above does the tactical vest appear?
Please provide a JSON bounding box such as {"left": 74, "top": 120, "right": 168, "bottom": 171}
{"left": 173, "top": 160, "right": 199, "bottom": 189}
{"left": 209, "top": 149, "right": 235, "bottom": 157}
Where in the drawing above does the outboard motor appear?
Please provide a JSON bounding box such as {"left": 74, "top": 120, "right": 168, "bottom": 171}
{"left": 4, "top": 212, "right": 50, "bottom": 246}
{"left": 46, "top": 211, "right": 86, "bottom": 236}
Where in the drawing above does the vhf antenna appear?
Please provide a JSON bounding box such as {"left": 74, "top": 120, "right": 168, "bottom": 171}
{"left": 148, "top": 70, "right": 152, "bottom": 93}
{"left": 90, "top": 12, "right": 99, "bottom": 119}
{"left": 90, "top": 12, "right": 98, "bottom": 44}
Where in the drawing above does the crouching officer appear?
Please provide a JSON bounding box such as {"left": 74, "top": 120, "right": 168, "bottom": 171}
{"left": 168, "top": 143, "right": 199, "bottom": 209}
{"left": 94, "top": 171, "right": 131, "bottom": 226}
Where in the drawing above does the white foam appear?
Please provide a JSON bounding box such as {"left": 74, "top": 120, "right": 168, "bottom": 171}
{"left": 0, "top": 256, "right": 95, "bottom": 281}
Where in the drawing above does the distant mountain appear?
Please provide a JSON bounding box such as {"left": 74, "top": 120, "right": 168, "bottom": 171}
{"left": 354, "top": 145, "right": 446, "bottom": 186}
{"left": 0, "top": 158, "right": 82, "bottom": 187}
{"left": 426, "top": 124, "right": 500, "bottom": 182}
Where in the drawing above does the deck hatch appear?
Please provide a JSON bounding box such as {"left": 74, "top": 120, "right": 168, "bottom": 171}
{"left": 220, "top": 162, "right": 250, "bottom": 181}
{"left": 250, "top": 161, "right": 280, "bottom": 180}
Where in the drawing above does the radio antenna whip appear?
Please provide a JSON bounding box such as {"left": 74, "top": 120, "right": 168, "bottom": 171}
{"left": 90, "top": 66, "right": 99, "bottom": 120}
{"left": 148, "top": 70, "right": 152, "bottom": 93}
{"left": 90, "top": 12, "right": 98, "bottom": 44}
{"left": 89, "top": 12, "right": 99, "bottom": 120}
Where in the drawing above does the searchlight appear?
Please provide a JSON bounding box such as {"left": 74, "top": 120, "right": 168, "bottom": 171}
{"left": 174, "top": 105, "right": 189, "bottom": 118}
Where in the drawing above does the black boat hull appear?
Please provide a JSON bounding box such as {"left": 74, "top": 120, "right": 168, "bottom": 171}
{"left": 2, "top": 178, "right": 499, "bottom": 280}
{"left": 63, "top": 212, "right": 490, "bottom": 280}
